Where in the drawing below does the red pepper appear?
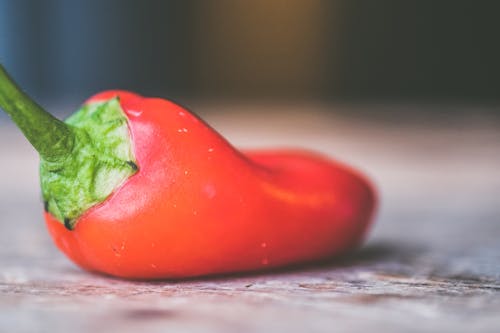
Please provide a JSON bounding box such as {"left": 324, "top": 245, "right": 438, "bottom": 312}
{"left": 0, "top": 65, "right": 376, "bottom": 279}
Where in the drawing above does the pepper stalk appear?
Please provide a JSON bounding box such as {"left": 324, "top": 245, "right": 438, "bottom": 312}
{"left": 0, "top": 64, "right": 74, "bottom": 161}
{"left": 0, "top": 64, "right": 138, "bottom": 230}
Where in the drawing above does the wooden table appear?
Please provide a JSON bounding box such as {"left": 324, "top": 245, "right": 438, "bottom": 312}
{"left": 1, "top": 103, "right": 499, "bottom": 332}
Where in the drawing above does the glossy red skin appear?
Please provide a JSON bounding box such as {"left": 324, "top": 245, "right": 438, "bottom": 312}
{"left": 45, "top": 91, "right": 377, "bottom": 279}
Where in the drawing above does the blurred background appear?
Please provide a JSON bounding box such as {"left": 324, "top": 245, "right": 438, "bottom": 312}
{"left": 0, "top": 0, "right": 499, "bottom": 109}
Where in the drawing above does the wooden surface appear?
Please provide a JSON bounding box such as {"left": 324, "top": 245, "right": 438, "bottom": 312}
{"left": 1, "top": 104, "right": 499, "bottom": 332}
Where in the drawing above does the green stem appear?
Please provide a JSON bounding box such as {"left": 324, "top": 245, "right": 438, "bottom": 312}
{"left": 0, "top": 64, "right": 74, "bottom": 161}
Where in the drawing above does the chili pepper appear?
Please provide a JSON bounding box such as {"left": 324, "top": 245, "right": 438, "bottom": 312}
{"left": 0, "top": 64, "right": 376, "bottom": 279}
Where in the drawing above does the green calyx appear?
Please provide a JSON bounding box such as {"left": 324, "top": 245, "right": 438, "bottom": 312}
{"left": 41, "top": 99, "right": 138, "bottom": 229}
{"left": 0, "top": 64, "right": 138, "bottom": 230}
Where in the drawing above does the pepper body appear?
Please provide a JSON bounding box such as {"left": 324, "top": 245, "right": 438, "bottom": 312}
{"left": 45, "top": 91, "right": 376, "bottom": 279}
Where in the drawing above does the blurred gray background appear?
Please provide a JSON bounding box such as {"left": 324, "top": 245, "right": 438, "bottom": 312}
{"left": 1, "top": 0, "right": 499, "bottom": 112}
